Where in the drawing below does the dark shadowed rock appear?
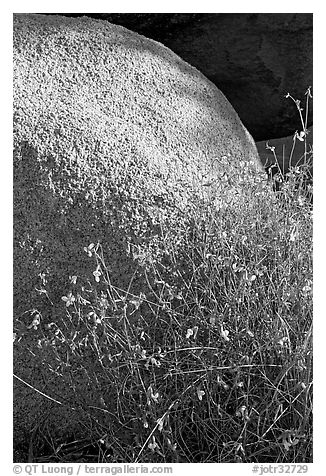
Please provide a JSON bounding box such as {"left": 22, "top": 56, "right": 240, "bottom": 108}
{"left": 13, "top": 13, "right": 267, "bottom": 450}
{"left": 47, "top": 13, "right": 313, "bottom": 140}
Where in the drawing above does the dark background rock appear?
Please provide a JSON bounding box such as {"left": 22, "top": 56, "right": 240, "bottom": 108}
{"left": 45, "top": 13, "right": 313, "bottom": 141}
{"left": 256, "top": 126, "right": 313, "bottom": 187}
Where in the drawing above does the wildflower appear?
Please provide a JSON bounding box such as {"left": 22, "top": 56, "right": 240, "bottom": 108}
{"left": 150, "top": 357, "right": 161, "bottom": 367}
{"left": 197, "top": 387, "right": 205, "bottom": 401}
{"left": 99, "top": 296, "right": 108, "bottom": 308}
{"left": 130, "top": 298, "right": 141, "bottom": 310}
{"left": 147, "top": 385, "right": 159, "bottom": 404}
{"left": 27, "top": 314, "right": 41, "bottom": 330}
{"left": 216, "top": 375, "right": 229, "bottom": 390}
{"left": 151, "top": 391, "right": 159, "bottom": 403}
{"left": 295, "top": 130, "right": 306, "bottom": 141}
{"left": 281, "top": 430, "right": 300, "bottom": 452}
{"left": 148, "top": 436, "right": 158, "bottom": 452}
{"left": 167, "top": 438, "right": 177, "bottom": 451}
{"left": 278, "top": 336, "right": 288, "bottom": 346}
{"left": 186, "top": 326, "right": 199, "bottom": 339}
{"left": 297, "top": 195, "right": 305, "bottom": 207}
{"left": 302, "top": 285, "right": 312, "bottom": 294}
{"left": 236, "top": 405, "right": 249, "bottom": 420}
{"left": 38, "top": 272, "right": 47, "bottom": 285}
{"left": 220, "top": 326, "right": 230, "bottom": 342}
{"left": 87, "top": 311, "right": 101, "bottom": 324}
{"left": 157, "top": 415, "right": 165, "bottom": 431}
{"left": 266, "top": 142, "right": 275, "bottom": 153}
{"left": 61, "top": 292, "right": 76, "bottom": 307}
{"left": 209, "top": 315, "right": 217, "bottom": 326}
{"left": 93, "top": 265, "right": 102, "bottom": 282}
{"left": 84, "top": 243, "right": 95, "bottom": 257}
{"left": 145, "top": 356, "right": 161, "bottom": 370}
{"left": 186, "top": 328, "right": 193, "bottom": 339}
{"left": 130, "top": 293, "right": 146, "bottom": 310}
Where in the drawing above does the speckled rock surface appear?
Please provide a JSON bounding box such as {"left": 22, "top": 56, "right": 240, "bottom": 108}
{"left": 13, "top": 13, "right": 266, "bottom": 455}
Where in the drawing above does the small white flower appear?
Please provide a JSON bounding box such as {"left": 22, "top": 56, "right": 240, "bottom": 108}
{"left": 147, "top": 385, "right": 159, "bottom": 403}
{"left": 157, "top": 415, "right": 165, "bottom": 431}
{"left": 27, "top": 314, "right": 41, "bottom": 330}
{"left": 197, "top": 387, "right": 205, "bottom": 401}
{"left": 296, "top": 130, "right": 306, "bottom": 141}
{"left": 150, "top": 357, "right": 161, "bottom": 367}
{"left": 186, "top": 328, "right": 194, "bottom": 339}
{"left": 84, "top": 243, "right": 95, "bottom": 257}
{"left": 61, "top": 292, "right": 76, "bottom": 307}
{"left": 220, "top": 326, "right": 230, "bottom": 342}
{"left": 93, "top": 266, "right": 102, "bottom": 282}
{"left": 236, "top": 405, "right": 249, "bottom": 420}
{"left": 167, "top": 438, "right": 177, "bottom": 451}
{"left": 302, "top": 285, "right": 312, "bottom": 294}
{"left": 278, "top": 336, "right": 288, "bottom": 346}
{"left": 209, "top": 316, "right": 216, "bottom": 326}
{"left": 148, "top": 436, "right": 158, "bottom": 452}
{"left": 140, "top": 331, "right": 145, "bottom": 341}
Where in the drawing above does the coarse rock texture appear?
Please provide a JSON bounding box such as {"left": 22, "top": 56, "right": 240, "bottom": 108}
{"left": 256, "top": 126, "right": 313, "bottom": 180}
{"left": 13, "top": 13, "right": 267, "bottom": 456}
{"left": 48, "top": 13, "right": 313, "bottom": 140}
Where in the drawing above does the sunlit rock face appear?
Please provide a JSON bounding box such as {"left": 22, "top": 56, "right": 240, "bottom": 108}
{"left": 13, "top": 13, "right": 265, "bottom": 314}
{"left": 45, "top": 13, "right": 313, "bottom": 140}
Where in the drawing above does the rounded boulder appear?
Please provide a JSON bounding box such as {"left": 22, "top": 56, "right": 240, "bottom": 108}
{"left": 13, "top": 13, "right": 267, "bottom": 450}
